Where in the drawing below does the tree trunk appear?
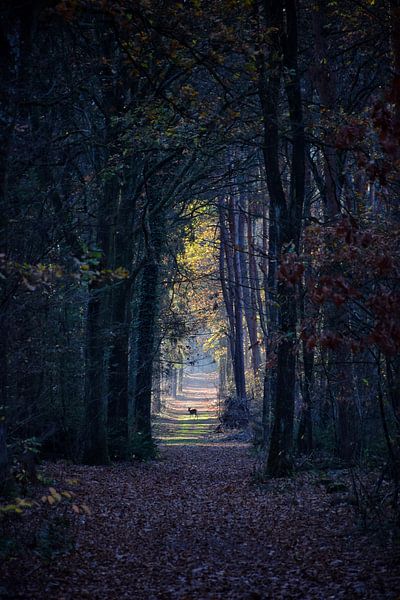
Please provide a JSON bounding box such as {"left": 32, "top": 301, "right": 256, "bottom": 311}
{"left": 82, "top": 283, "right": 109, "bottom": 465}
{"left": 218, "top": 196, "right": 248, "bottom": 425}
{"left": 152, "top": 344, "right": 162, "bottom": 414}
{"left": 177, "top": 366, "right": 184, "bottom": 394}
{"left": 218, "top": 198, "right": 236, "bottom": 364}
{"left": 259, "top": 0, "right": 305, "bottom": 476}
{"left": 108, "top": 280, "right": 132, "bottom": 459}
{"left": 297, "top": 339, "right": 314, "bottom": 454}
{"left": 132, "top": 257, "right": 159, "bottom": 457}
{"left": 297, "top": 153, "right": 314, "bottom": 454}
{"left": 82, "top": 174, "right": 117, "bottom": 464}
{"left": 238, "top": 197, "right": 261, "bottom": 376}
{"left": 267, "top": 285, "right": 298, "bottom": 475}
{"left": 311, "top": 2, "right": 342, "bottom": 216}
{"left": 107, "top": 166, "right": 137, "bottom": 457}
{"left": 228, "top": 195, "right": 248, "bottom": 421}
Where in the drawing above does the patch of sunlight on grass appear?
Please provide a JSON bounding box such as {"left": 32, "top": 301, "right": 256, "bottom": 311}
{"left": 175, "top": 412, "right": 216, "bottom": 421}
{"left": 176, "top": 430, "right": 209, "bottom": 437}
{"left": 160, "top": 437, "right": 211, "bottom": 445}
{"left": 171, "top": 425, "right": 210, "bottom": 434}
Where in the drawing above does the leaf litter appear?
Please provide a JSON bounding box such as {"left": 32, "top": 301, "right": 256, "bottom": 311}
{"left": 1, "top": 442, "right": 399, "bottom": 599}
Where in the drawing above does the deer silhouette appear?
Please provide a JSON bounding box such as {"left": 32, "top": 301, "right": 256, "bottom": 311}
{"left": 187, "top": 407, "right": 198, "bottom": 418}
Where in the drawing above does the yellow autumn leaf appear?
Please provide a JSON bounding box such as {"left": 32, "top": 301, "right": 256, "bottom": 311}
{"left": 16, "top": 498, "right": 32, "bottom": 508}
{"left": 49, "top": 487, "right": 62, "bottom": 501}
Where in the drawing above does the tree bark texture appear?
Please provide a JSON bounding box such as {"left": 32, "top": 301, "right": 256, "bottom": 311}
{"left": 259, "top": 0, "right": 305, "bottom": 476}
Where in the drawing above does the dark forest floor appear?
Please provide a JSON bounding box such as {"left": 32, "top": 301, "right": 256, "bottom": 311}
{"left": 1, "top": 373, "right": 399, "bottom": 599}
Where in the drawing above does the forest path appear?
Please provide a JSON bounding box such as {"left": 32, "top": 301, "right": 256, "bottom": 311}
{"left": 154, "top": 370, "right": 220, "bottom": 445}
{"left": 3, "top": 444, "right": 398, "bottom": 598}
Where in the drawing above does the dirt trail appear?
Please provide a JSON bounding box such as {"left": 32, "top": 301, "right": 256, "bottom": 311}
{"left": 155, "top": 370, "right": 220, "bottom": 445}
{"left": 2, "top": 373, "right": 399, "bottom": 599}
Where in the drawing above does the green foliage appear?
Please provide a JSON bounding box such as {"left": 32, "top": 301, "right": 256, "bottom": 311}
{"left": 0, "top": 497, "right": 32, "bottom": 518}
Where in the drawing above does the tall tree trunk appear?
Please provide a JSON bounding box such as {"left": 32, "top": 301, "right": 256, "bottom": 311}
{"left": 228, "top": 195, "right": 248, "bottom": 421}
{"left": 297, "top": 155, "right": 315, "bottom": 454}
{"left": 259, "top": 0, "right": 305, "bottom": 476}
{"left": 82, "top": 170, "right": 116, "bottom": 464}
{"left": 107, "top": 279, "right": 132, "bottom": 459}
{"left": 297, "top": 337, "right": 314, "bottom": 454}
{"left": 219, "top": 347, "right": 228, "bottom": 400}
{"left": 132, "top": 257, "right": 159, "bottom": 457}
{"left": 218, "top": 197, "right": 248, "bottom": 425}
{"left": 82, "top": 282, "right": 110, "bottom": 465}
{"left": 218, "top": 197, "right": 236, "bottom": 363}
{"left": 239, "top": 196, "right": 261, "bottom": 376}
{"left": 267, "top": 284, "right": 298, "bottom": 474}
{"left": 177, "top": 366, "right": 184, "bottom": 394}
{"left": 171, "top": 368, "right": 177, "bottom": 399}
{"left": 262, "top": 191, "right": 278, "bottom": 443}
{"left": 311, "top": 2, "right": 342, "bottom": 216}
{"left": 83, "top": 30, "right": 134, "bottom": 463}
{"left": 107, "top": 174, "right": 137, "bottom": 458}
{"left": 152, "top": 346, "right": 162, "bottom": 414}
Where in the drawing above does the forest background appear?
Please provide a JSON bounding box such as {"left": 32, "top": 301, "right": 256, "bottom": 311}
{"left": 0, "top": 0, "right": 399, "bottom": 499}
